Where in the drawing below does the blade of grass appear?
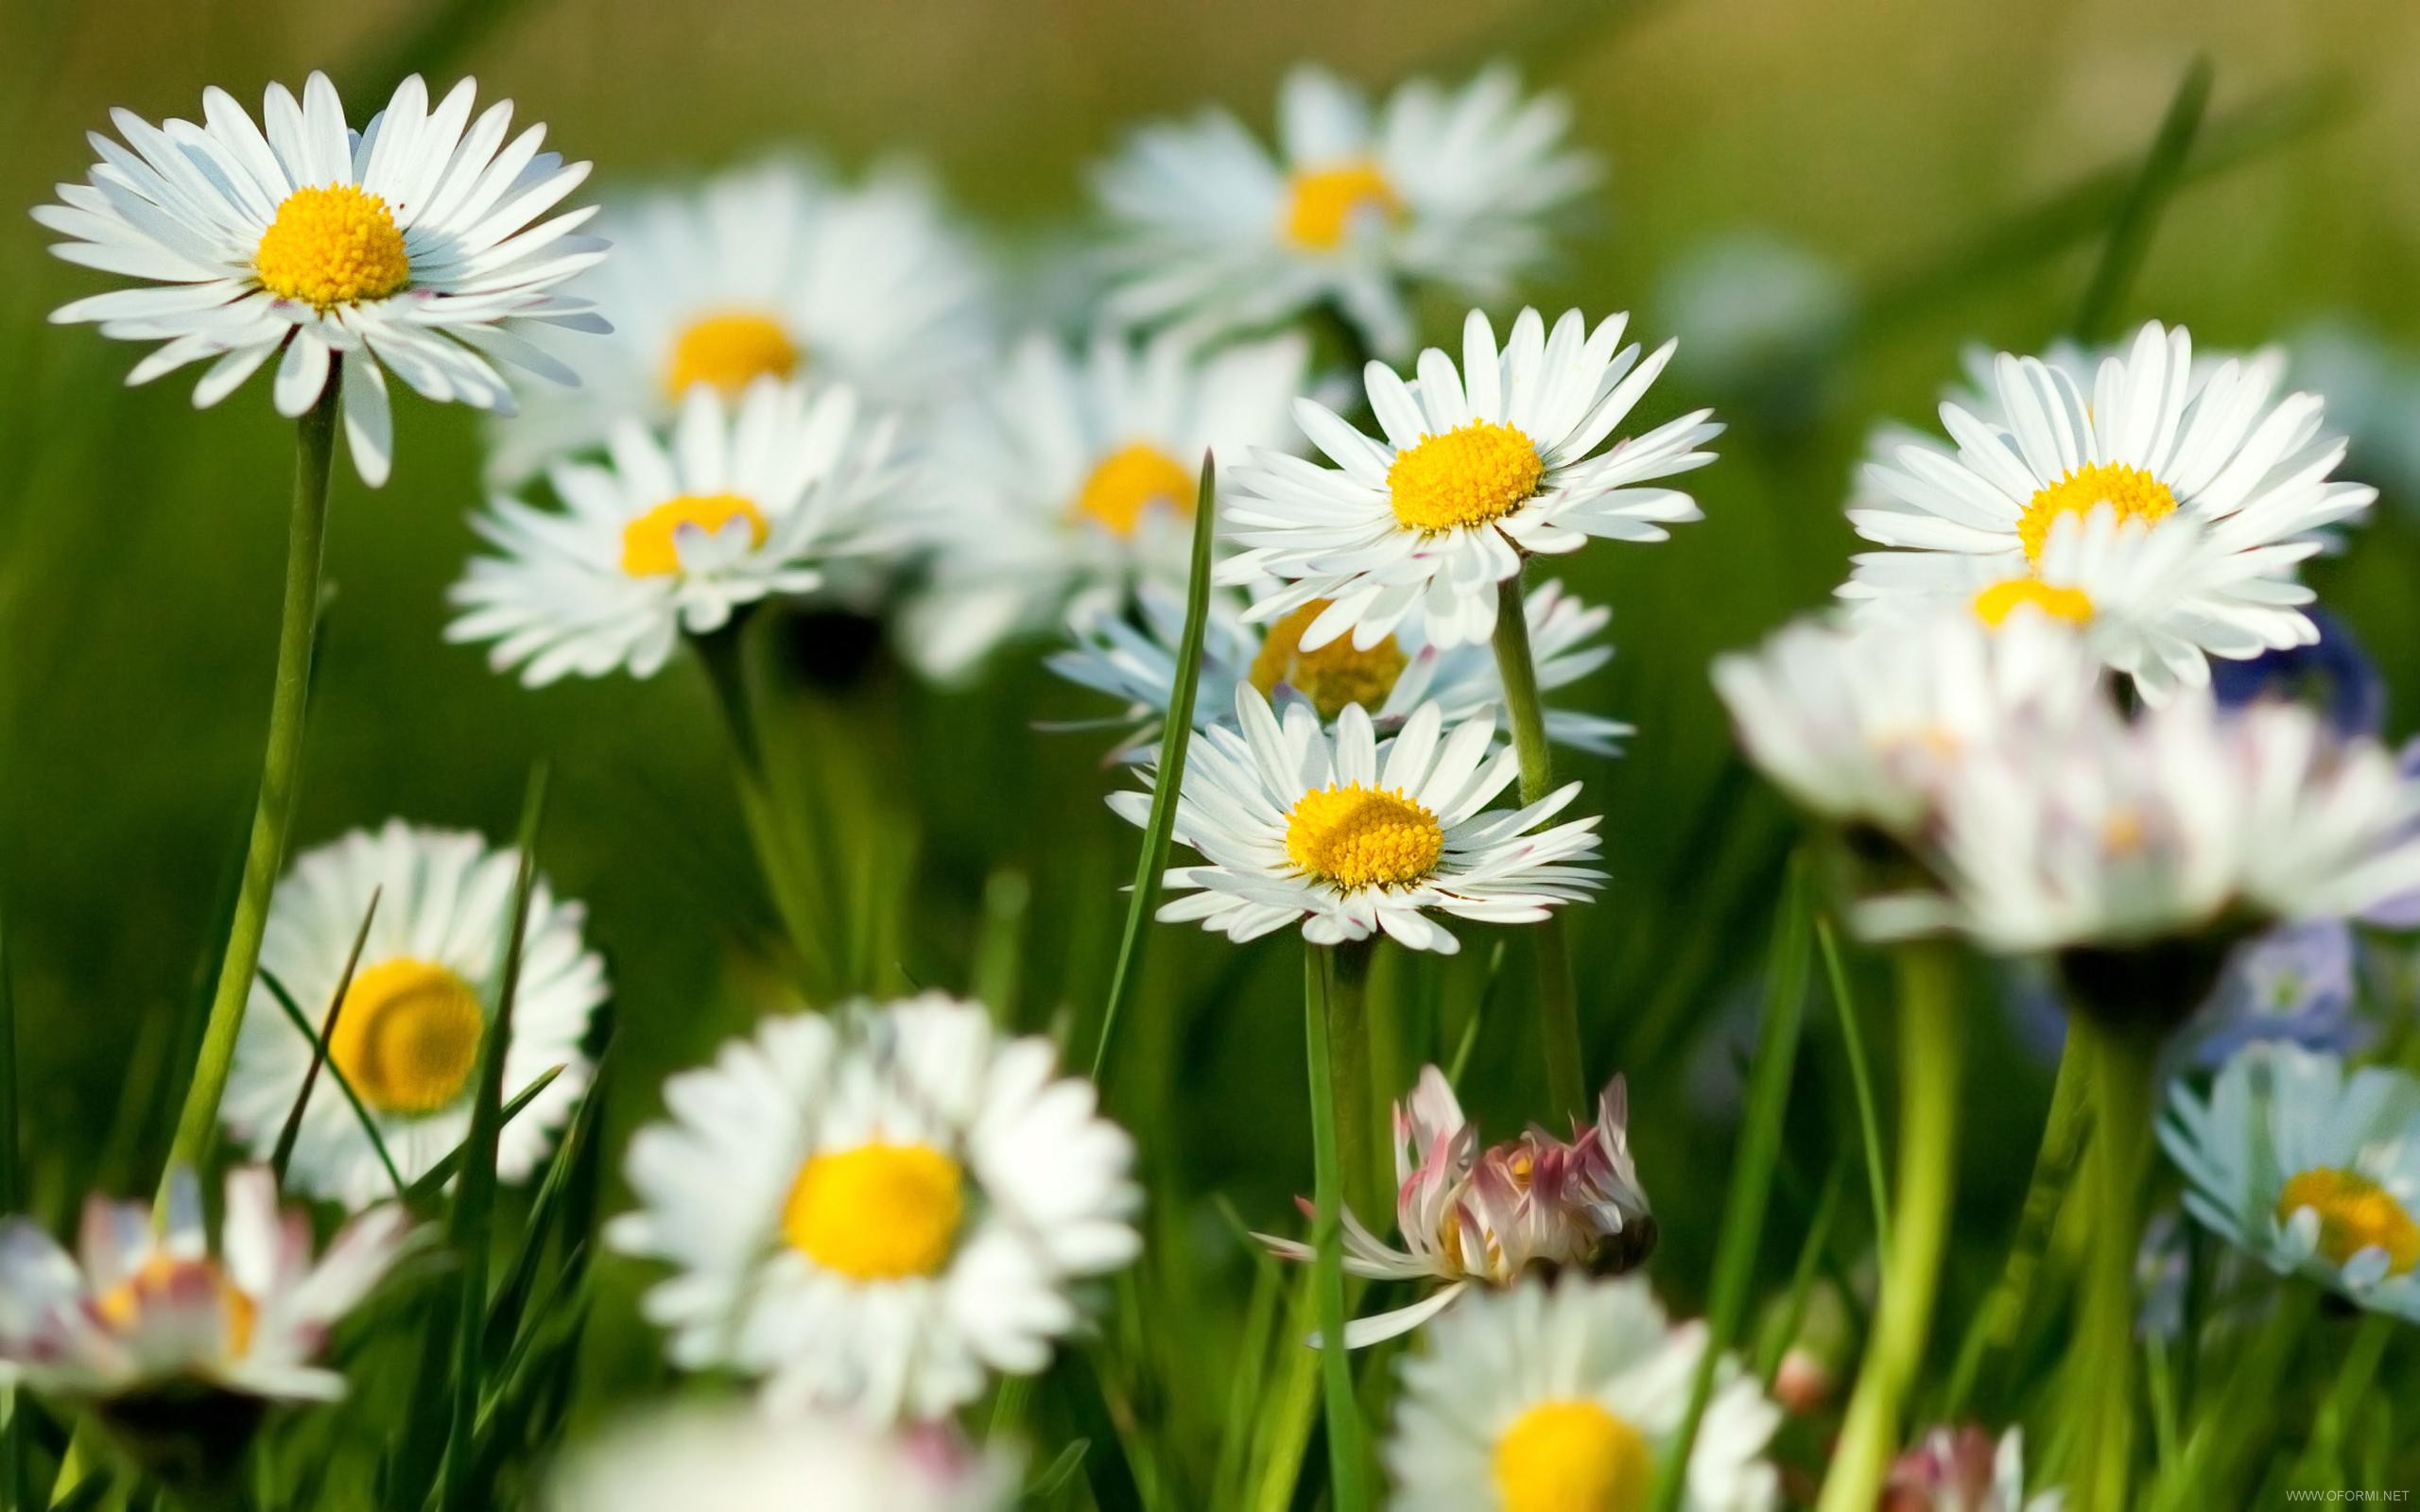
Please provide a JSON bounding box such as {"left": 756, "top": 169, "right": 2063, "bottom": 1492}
{"left": 2071, "top": 55, "right": 2214, "bottom": 341}
{"left": 1304, "top": 944, "right": 1371, "bottom": 1512}
{"left": 268, "top": 887, "right": 381, "bottom": 1186}
{"left": 259, "top": 967, "right": 406, "bottom": 1199}
{"left": 1757, "top": 1156, "right": 1845, "bottom": 1387}
{"left": 480, "top": 1041, "right": 612, "bottom": 1372}
{"left": 402, "top": 1064, "right": 567, "bottom": 1212}
{"left": 1, "top": 914, "right": 26, "bottom": 1512}
{"left": 1816, "top": 916, "right": 1890, "bottom": 1278}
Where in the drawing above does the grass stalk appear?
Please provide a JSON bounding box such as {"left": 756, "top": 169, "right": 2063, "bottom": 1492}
{"left": 1487, "top": 572, "right": 1584, "bottom": 1119}
{"left": 2068, "top": 1014, "right": 2159, "bottom": 1512}
{"left": 1816, "top": 916, "right": 1891, "bottom": 1280}
{"left": 2072, "top": 55, "right": 2215, "bottom": 341}
{"left": 1304, "top": 944, "right": 1369, "bottom": 1512}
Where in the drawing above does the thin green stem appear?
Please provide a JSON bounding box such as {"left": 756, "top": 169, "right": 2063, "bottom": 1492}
{"left": 1327, "top": 941, "right": 1376, "bottom": 1217}
{"left": 1304, "top": 944, "right": 1370, "bottom": 1512}
{"left": 2293, "top": 1312, "right": 2394, "bottom": 1486}
{"left": 2070, "top": 1015, "right": 2158, "bottom": 1512}
{"left": 1817, "top": 916, "right": 1891, "bottom": 1279}
{"left": 1488, "top": 572, "right": 1584, "bottom": 1118}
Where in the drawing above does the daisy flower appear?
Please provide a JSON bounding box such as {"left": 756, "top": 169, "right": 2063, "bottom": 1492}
{"left": 448, "top": 377, "right": 903, "bottom": 685}
{"left": 38, "top": 71, "right": 607, "bottom": 486}
{"left": 1094, "top": 63, "right": 1595, "bottom": 359}
{"left": 899, "top": 329, "right": 1305, "bottom": 681}
{"left": 1840, "top": 321, "right": 2375, "bottom": 698}
{"left": 1884, "top": 1425, "right": 2063, "bottom": 1512}
{"left": 1260, "top": 1064, "right": 1652, "bottom": 1346}
{"left": 1048, "top": 577, "right": 1626, "bottom": 758}
{"left": 1223, "top": 307, "right": 1720, "bottom": 652}
{"left": 2162, "top": 1042, "right": 2420, "bottom": 1321}
{"left": 0, "top": 1166, "right": 413, "bottom": 1405}
{"left": 1110, "top": 686, "right": 1601, "bottom": 954}
{"left": 544, "top": 1407, "right": 1017, "bottom": 1512}
{"left": 1386, "top": 1274, "right": 1781, "bottom": 1512}
{"left": 605, "top": 993, "right": 1141, "bottom": 1421}
{"left": 485, "top": 156, "right": 994, "bottom": 484}
{"left": 217, "top": 821, "right": 608, "bottom": 1211}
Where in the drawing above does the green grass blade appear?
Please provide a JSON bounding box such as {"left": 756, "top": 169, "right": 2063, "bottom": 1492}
{"left": 1304, "top": 944, "right": 1370, "bottom": 1512}
{"left": 401, "top": 1064, "right": 567, "bottom": 1213}
{"left": 2072, "top": 54, "right": 2215, "bottom": 340}
{"left": 269, "top": 885, "right": 380, "bottom": 1187}
{"left": 0, "top": 913, "right": 26, "bottom": 1512}
{"left": 1816, "top": 916, "right": 1890, "bottom": 1278}
{"left": 1757, "top": 1156, "right": 1844, "bottom": 1387}
{"left": 480, "top": 1040, "right": 613, "bottom": 1373}
{"left": 260, "top": 966, "right": 406, "bottom": 1199}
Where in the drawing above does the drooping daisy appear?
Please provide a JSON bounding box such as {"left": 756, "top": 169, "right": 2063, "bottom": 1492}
{"left": 1048, "top": 577, "right": 1626, "bottom": 759}
{"left": 606, "top": 994, "right": 1141, "bottom": 1421}
{"left": 1884, "top": 1425, "right": 2063, "bottom": 1512}
{"left": 1260, "top": 1064, "right": 1652, "bottom": 1346}
{"left": 1110, "top": 686, "right": 1601, "bottom": 953}
{"left": 485, "top": 157, "right": 994, "bottom": 484}
{"left": 899, "top": 329, "right": 1305, "bottom": 681}
{"left": 218, "top": 821, "right": 608, "bottom": 1211}
{"left": 1094, "top": 63, "right": 1595, "bottom": 359}
{"left": 2161, "top": 1042, "right": 2420, "bottom": 1321}
{"left": 1840, "top": 321, "right": 2375, "bottom": 697}
{"left": 0, "top": 1166, "right": 413, "bottom": 1405}
{"left": 1387, "top": 1274, "right": 1781, "bottom": 1512}
{"left": 1224, "top": 307, "right": 1720, "bottom": 652}
{"left": 544, "top": 1407, "right": 1017, "bottom": 1512}
{"left": 39, "top": 72, "right": 607, "bottom": 486}
{"left": 448, "top": 377, "right": 903, "bottom": 685}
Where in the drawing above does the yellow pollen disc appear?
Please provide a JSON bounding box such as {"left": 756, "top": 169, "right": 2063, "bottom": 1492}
{"left": 1285, "top": 782, "right": 1443, "bottom": 890}
{"left": 95, "top": 1254, "right": 260, "bottom": 1357}
{"left": 783, "top": 1143, "right": 966, "bottom": 1281}
{"left": 664, "top": 312, "right": 801, "bottom": 400}
{"left": 1073, "top": 444, "right": 1196, "bottom": 537}
{"left": 254, "top": 184, "right": 411, "bottom": 310}
{"left": 2015, "top": 461, "right": 2177, "bottom": 562}
{"left": 1248, "top": 601, "right": 1409, "bottom": 720}
{"left": 1389, "top": 421, "right": 1546, "bottom": 534}
{"left": 1493, "top": 1399, "right": 1654, "bottom": 1512}
{"left": 328, "top": 958, "right": 486, "bottom": 1115}
{"left": 1973, "top": 578, "right": 2096, "bottom": 627}
{"left": 620, "top": 492, "right": 770, "bottom": 577}
{"left": 1284, "top": 160, "right": 1404, "bottom": 250}
{"left": 2277, "top": 1167, "right": 2420, "bottom": 1276}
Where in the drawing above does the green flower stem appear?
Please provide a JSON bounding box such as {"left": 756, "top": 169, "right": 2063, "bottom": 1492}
{"left": 1816, "top": 941, "right": 1963, "bottom": 1512}
{"left": 1488, "top": 572, "right": 1585, "bottom": 1119}
{"left": 1305, "top": 944, "right": 1370, "bottom": 1512}
{"left": 2070, "top": 1013, "right": 2159, "bottom": 1512}
{"left": 1327, "top": 939, "right": 1377, "bottom": 1216}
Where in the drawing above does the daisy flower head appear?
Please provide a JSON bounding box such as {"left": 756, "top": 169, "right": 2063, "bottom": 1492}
{"left": 1094, "top": 63, "right": 1595, "bottom": 359}
{"left": 485, "top": 156, "right": 994, "bottom": 484}
{"left": 544, "top": 1407, "right": 1017, "bottom": 1512}
{"left": 449, "top": 377, "right": 903, "bottom": 685}
{"left": 1261, "top": 1064, "right": 1652, "bottom": 1346}
{"left": 605, "top": 993, "right": 1142, "bottom": 1421}
{"left": 899, "top": 328, "right": 1305, "bottom": 681}
{"left": 2162, "top": 1042, "right": 2420, "bottom": 1321}
{"left": 218, "top": 821, "right": 608, "bottom": 1210}
{"left": 1884, "top": 1425, "right": 2062, "bottom": 1512}
{"left": 1224, "top": 307, "right": 1720, "bottom": 653}
{"left": 39, "top": 72, "right": 608, "bottom": 486}
{"left": 1387, "top": 1274, "right": 1781, "bottom": 1512}
{"left": 1840, "top": 321, "right": 2375, "bottom": 700}
{"left": 1110, "top": 685, "right": 1602, "bottom": 954}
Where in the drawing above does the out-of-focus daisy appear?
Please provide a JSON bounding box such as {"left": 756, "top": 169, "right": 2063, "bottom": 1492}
{"left": 1111, "top": 686, "right": 1601, "bottom": 953}
{"left": 900, "top": 329, "right": 1305, "bottom": 681}
{"left": 2162, "top": 1042, "right": 2420, "bottom": 1321}
{"left": 0, "top": 1166, "right": 412, "bottom": 1405}
{"left": 1093, "top": 64, "right": 1594, "bottom": 359}
{"left": 1658, "top": 232, "right": 1854, "bottom": 403}
{"left": 1387, "top": 1274, "right": 1781, "bottom": 1512}
{"left": 218, "top": 821, "right": 607, "bottom": 1210}
{"left": 1840, "top": 321, "right": 2375, "bottom": 698}
{"left": 2286, "top": 317, "right": 2420, "bottom": 507}
{"left": 486, "top": 157, "right": 993, "bottom": 484}
{"left": 1049, "top": 577, "right": 1625, "bottom": 758}
{"left": 449, "top": 378, "right": 902, "bottom": 685}
{"left": 2190, "top": 919, "right": 2367, "bottom": 1066}
{"left": 1261, "top": 1064, "right": 1651, "bottom": 1346}
{"left": 606, "top": 994, "right": 1141, "bottom": 1420}
{"left": 1883, "top": 1425, "right": 2062, "bottom": 1512}
{"left": 38, "top": 72, "right": 607, "bottom": 486}
{"left": 1224, "top": 307, "right": 1720, "bottom": 652}
{"left": 544, "top": 1407, "right": 1017, "bottom": 1512}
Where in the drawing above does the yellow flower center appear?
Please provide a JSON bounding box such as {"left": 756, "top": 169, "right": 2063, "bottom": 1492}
{"left": 1389, "top": 421, "right": 1546, "bottom": 534}
{"left": 96, "top": 1254, "right": 259, "bottom": 1358}
{"left": 620, "top": 492, "right": 771, "bottom": 577}
{"left": 1073, "top": 444, "right": 1196, "bottom": 537}
{"left": 2276, "top": 1167, "right": 2420, "bottom": 1276}
{"left": 1285, "top": 783, "right": 1443, "bottom": 889}
{"left": 2015, "top": 461, "right": 2177, "bottom": 562}
{"left": 1284, "top": 160, "right": 1404, "bottom": 250}
{"left": 254, "top": 184, "right": 411, "bottom": 310}
{"left": 782, "top": 1143, "right": 966, "bottom": 1281}
{"left": 328, "top": 958, "right": 486, "bottom": 1115}
{"left": 1248, "top": 601, "right": 1409, "bottom": 720}
{"left": 664, "top": 312, "right": 801, "bottom": 401}
{"left": 1494, "top": 1399, "right": 1654, "bottom": 1512}
{"left": 1973, "top": 578, "right": 2096, "bottom": 627}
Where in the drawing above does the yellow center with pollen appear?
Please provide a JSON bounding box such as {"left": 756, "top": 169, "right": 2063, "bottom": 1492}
{"left": 1493, "top": 1400, "right": 1654, "bottom": 1512}
{"left": 1284, "top": 160, "right": 1404, "bottom": 250}
{"left": 1285, "top": 783, "right": 1443, "bottom": 889}
{"left": 620, "top": 493, "right": 770, "bottom": 577}
{"left": 1249, "top": 601, "right": 1409, "bottom": 720}
{"left": 328, "top": 958, "right": 486, "bottom": 1115}
{"left": 1973, "top": 578, "right": 2096, "bottom": 627}
{"left": 665, "top": 312, "right": 801, "bottom": 400}
{"left": 254, "top": 184, "right": 411, "bottom": 310}
{"left": 1389, "top": 421, "right": 1546, "bottom": 534}
{"left": 2015, "top": 461, "right": 2177, "bottom": 562}
{"left": 1074, "top": 444, "right": 1196, "bottom": 537}
{"left": 2276, "top": 1167, "right": 2420, "bottom": 1276}
{"left": 96, "top": 1254, "right": 259, "bottom": 1356}
{"left": 783, "top": 1143, "right": 966, "bottom": 1281}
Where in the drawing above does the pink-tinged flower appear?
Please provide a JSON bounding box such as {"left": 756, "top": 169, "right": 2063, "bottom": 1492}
{"left": 1259, "top": 1064, "right": 1652, "bottom": 1346}
{"left": 1883, "top": 1425, "right": 2062, "bottom": 1512}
